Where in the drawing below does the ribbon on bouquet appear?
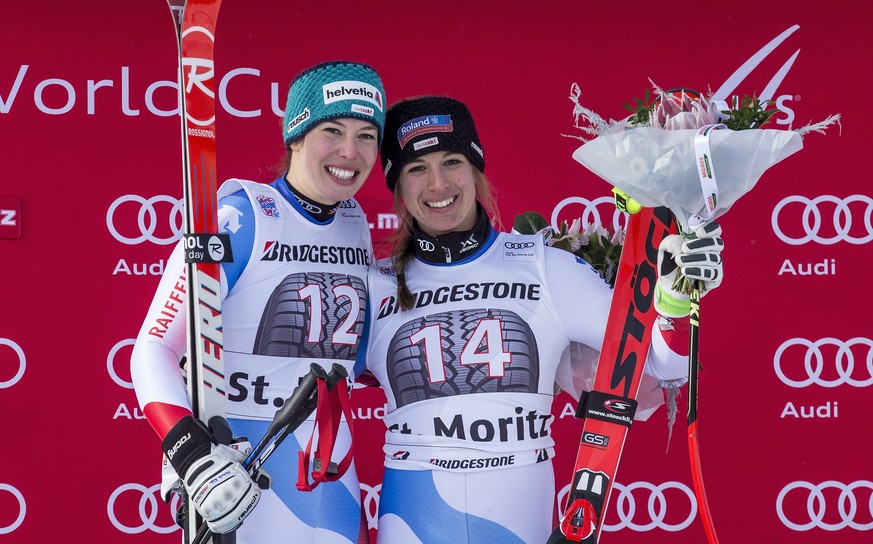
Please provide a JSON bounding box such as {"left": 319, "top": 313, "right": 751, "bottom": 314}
{"left": 688, "top": 123, "right": 726, "bottom": 232}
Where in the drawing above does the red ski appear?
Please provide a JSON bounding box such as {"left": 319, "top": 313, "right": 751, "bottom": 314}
{"left": 549, "top": 205, "right": 674, "bottom": 543}
{"left": 166, "top": 1, "right": 227, "bottom": 542}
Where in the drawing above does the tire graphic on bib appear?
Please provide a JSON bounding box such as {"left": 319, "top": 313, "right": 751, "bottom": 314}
{"left": 388, "top": 308, "right": 539, "bottom": 407}
{"left": 253, "top": 272, "right": 366, "bottom": 360}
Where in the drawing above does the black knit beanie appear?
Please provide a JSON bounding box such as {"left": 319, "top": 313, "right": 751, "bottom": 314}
{"left": 380, "top": 96, "right": 485, "bottom": 192}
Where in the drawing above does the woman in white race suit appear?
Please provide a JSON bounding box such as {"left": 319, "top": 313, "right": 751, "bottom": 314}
{"left": 365, "top": 96, "right": 725, "bottom": 544}
{"left": 130, "top": 61, "right": 386, "bottom": 544}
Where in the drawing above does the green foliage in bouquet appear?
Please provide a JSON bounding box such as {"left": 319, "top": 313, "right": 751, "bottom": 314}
{"left": 623, "top": 88, "right": 655, "bottom": 126}
{"left": 513, "top": 211, "right": 623, "bottom": 288}
{"left": 623, "top": 84, "right": 779, "bottom": 132}
{"left": 721, "top": 94, "right": 779, "bottom": 130}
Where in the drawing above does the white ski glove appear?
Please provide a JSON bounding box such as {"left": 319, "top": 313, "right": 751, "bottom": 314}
{"left": 184, "top": 444, "right": 260, "bottom": 534}
{"left": 162, "top": 416, "right": 261, "bottom": 534}
{"left": 655, "top": 221, "right": 724, "bottom": 318}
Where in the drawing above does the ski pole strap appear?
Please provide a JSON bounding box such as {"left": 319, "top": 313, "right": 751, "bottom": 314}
{"left": 575, "top": 391, "right": 638, "bottom": 428}
{"left": 321, "top": 375, "right": 354, "bottom": 481}
{"left": 297, "top": 365, "right": 353, "bottom": 491}
{"left": 311, "top": 378, "right": 343, "bottom": 482}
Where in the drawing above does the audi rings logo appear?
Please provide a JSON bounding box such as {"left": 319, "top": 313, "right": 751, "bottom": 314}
{"left": 296, "top": 199, "right": 323, "bottom": 214}
{"left": 360, "top": 482, "right": 381, "bottom": 530}
{"left": 108, "top": 339, "right": 136, "bottom": 389}
{"left": 418, "top": 239, "right": 435, "bottom": 252}
{"left": 0, "top": 484, "right": 26, "bottom": 535}
{"left": 772, "top": 195, "right": 873, "bottom": 245}
{"left": 107, "top": 195, "right": 184, "bottom": 245}
{"left": 337, "top": 200, "right": 358, "bottom": 209}
{"left": 774, "top": 337, "right": 873, "bottom": 388}
{"left": 504, "top": 241, "right": 535, "bottom": 250}
{"left": 777, "top": 480, "right": 873, "bottom": 531}
{"left": 550, "top": 196, "right": 627, "bottom": 234}
{"left": 558, "top": 480, "right": 696, "bottom": 532}
{"left": 108, "top": 483, "right": 180, "bottom": 534}
{"left": 0, "top": 338, "right": 26, "bottom": 389}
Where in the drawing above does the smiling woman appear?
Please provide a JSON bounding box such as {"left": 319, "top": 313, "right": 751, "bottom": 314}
{"left": 288, "top": 118, "right": 379, "bottom": 204}
{"left": 362, "top": 95, "right": 725, "bottom": 544}
{"left": 130, "top": 60, "right": 387, "bottom": 544}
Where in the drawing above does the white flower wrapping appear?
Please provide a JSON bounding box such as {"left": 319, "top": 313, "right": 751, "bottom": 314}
{"left": 572, "top": 124, "right": 803, "bottom": 230}
{"left": 563, "top": 84, "right": 837, "bottom": 437}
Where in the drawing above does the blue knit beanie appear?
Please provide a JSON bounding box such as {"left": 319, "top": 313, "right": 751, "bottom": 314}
{"left": 282, "top": 61, "right": 386, "bottom": 146}
{"left": 380, "top": 96, "right": 485, "bottom": 192}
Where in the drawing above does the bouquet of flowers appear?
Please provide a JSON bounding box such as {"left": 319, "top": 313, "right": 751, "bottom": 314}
{"left": 553, "top": 80, "right": 840, "bottom": 544}
{"left": 513, "top": 210, "right": 624, "bottom": 287}
{"left": 567, "top": 80, "right": 841, "bottom": 237}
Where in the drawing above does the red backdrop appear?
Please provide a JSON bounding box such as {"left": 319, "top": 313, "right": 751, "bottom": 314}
{"left": 1, "top": 1, "right": 871, "bottom": 542}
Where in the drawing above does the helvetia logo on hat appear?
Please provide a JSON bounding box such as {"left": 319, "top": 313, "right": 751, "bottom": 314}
{"left": 286, "top": 108, "right": 310, "bottom": 134}
{"left": 323, "top": 81, "right": 384, "bottom": 111}
{"left": 398, "top": 115, "right": 452, "bottom": 149}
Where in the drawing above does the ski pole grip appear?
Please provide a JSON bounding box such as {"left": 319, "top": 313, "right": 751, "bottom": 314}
{"left": 208, "top": 415, "right": 234, "bottom": 445}
{"left": 267, "top": 364, "right": 325, "bottom": 436}
{"left": 325, "top": 363, "right": 349, "bottom": 390}
{"left": 283, "top": 364, "right": 347, "bottom": 434}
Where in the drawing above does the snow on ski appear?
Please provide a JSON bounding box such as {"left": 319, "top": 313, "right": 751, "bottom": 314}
{"left": 549, "top": 206, "right": 675, "bottom": 544}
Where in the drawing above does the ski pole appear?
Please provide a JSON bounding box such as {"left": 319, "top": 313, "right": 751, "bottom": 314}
{"left": 244, "top": 363, "right": 325, "bottom": 472}
{"left": 246, "top": 363, "right": 348, "bottom": 476}
{"left": 191, "top": 363, "right": 349, "bottom": 544}
{"left": 687, "top": 284, "right": 719, "bottom": 544}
